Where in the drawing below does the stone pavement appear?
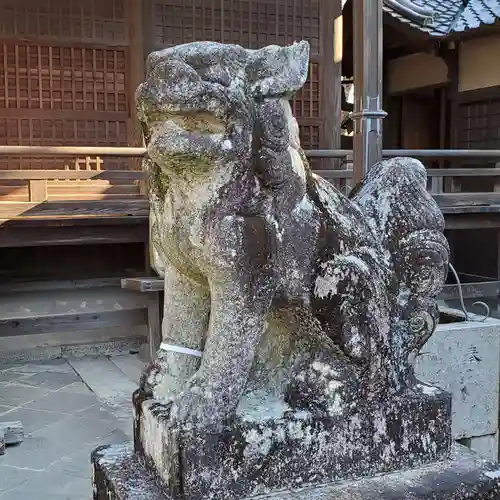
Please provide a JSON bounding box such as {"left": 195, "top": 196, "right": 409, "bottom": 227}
{"left": 0, "top": 354, "right": 144, "bottom": 499}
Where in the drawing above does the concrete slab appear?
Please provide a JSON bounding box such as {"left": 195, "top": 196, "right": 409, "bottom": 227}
{"left": 0, "top": 466, "right": 29, "bottom": 492}
{"left": 56, "top": 381, "right": 94, "bottom": 395}
{"left": 16, "top": 371, "right": 81, "bottom": 390}
{"left": 0, "top": 372, "right": 30, "bottom": 384}
{"left": 110, "top": 354, "right": 144, "bottom": 386}
{"left": 0, "top": 406, "right": 14, "bottom": 417}
{"left": 24, "top": 390, "right": 98, "bottom": 414}
{"left": 1, "top": 358, "right": 75, "bottom": 374}
{"left": 0, "top": 356, "right": 134, "bottom": 499}
{"left": 415, "top": 317, "right": 500, "bottom": 460}
{"left": 470, "top": 433, "right": 499, "bottom": 461}
{"left": 0, "top": 385, "right": 51, "bottom": 407}
{"left": 0, "top": 407, "right": 67, "bottom": 435}
{"left": 69, "top": 356, "right": 137, "bottom": 422}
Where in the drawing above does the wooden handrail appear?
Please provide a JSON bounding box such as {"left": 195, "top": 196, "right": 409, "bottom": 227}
{"left": 0, "top": 146, "right": 147, "bottom": 157}
{"left": 0, "top": 145, "right": 500, "bottom": 160}
{"left": 0, "top": 170, "right": 146, "bottom": 180}
{"left": 318, "top": 168, "right": 500, "bottom": 179}
{"left": 2, "top": 167, "right": 499, "bottom": 182}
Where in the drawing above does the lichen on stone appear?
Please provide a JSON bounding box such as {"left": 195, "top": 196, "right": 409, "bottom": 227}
{"left": 133, "top": 39, "right": 452, "bottom": 499}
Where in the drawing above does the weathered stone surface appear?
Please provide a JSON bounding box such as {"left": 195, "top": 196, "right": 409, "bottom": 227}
{"left": 136, "top": 37, "right": 448, "bottom": 421}
{"left": 92, "top": 443, "right": 500, "bottom": 500}
{"left": 133, "top": 388, "right": 451, "bottom": 500}
{"left": 0, "top": 420, "right": 24, "bottom": 445}
{"left": 416, "top": 316, "right": 500, "bottom": 460}
{"left": 0, "top": 427, "right": 5, "bottom": 455}
{"left": 95, "top": 39, "right": 459, "bottom": 499}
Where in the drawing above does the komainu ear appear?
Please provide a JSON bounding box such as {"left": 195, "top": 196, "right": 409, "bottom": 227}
{"left": 246, "top": 41, "right": 310, "bottom": 99}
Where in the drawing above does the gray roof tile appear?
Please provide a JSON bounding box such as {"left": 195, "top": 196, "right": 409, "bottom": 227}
{"left": 383, "top": 0, "right": 500, "bottom": 36}
{"left": 454, "top": 0, "right": 500, "bottom": 32}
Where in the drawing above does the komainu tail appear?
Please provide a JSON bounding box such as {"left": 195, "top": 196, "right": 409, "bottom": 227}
{"left": 350, "top": 157, "right": 449, "bottom": 388}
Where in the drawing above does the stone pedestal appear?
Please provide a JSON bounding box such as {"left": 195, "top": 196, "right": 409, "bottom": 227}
{"left": 92, "top": 387, "right": 499, "bottom": 500}
{"left": 416, "top": 316, "right": 500, "bottom": 460}
{"left": 92, "top": 443, "right": 500, "bottom": 500}
{"left": 131, "top": 389, "right": 452, "bottom": 500}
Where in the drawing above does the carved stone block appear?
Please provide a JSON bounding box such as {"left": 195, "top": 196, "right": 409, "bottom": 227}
{"left": 92, "top": 443, "right": 500, "bottom": 500}
{"left": 133, "top": 388, "right": 451, "bottom": 500}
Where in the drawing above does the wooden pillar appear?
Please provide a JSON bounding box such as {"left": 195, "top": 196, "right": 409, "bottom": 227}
{"left": 320, "top": 0, "right": 343, "bottom": 170}
{"left": 440, "top": 42, "right": 460, "bottom": 193}
{"left": 352, "top": 0, "right": 386, "bottom": 184}
{"left": 126, "top": 0, "right": 146, "bottom": 148}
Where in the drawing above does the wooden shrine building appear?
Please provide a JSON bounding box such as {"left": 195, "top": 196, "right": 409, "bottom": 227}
{"left": 1, "top": 0, "right": 500, "bottom": 356}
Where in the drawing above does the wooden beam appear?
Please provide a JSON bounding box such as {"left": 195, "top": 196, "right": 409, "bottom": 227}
{"left": 0, "top": 216, "right": 147, "bottom": 226}
{"left": 0, "top": 200, "right": 148, "bottom": 218}
{"left": 0, "top": 146, "right": 147, "bottom": 157}
{"left": 28, "top": 179, "right": 48, "bottom": 202}
{"left": 0, "top": 309, "right": 147, "bottom": 337}
{"left": 122, "top": 277, "right": 164, "bottom": 292}
{"left": 0, "top": 170, "right": 145, "bottom": 181}
{"left": 142, "top": 0, "right": 156, "bottom": 55}
{"left": 434, "top": 193, "right": 500, "bottom": 207}
{"left": 121, "top": 277, "right": 163, "bottom": 360}
{"left": 440, "top": 43, "right": 460, "bottom": 193}
{"left": 0, "top": 224, "right": 148, "bottom": 248}
{"left": 147, "top": 292, "right": 162, "bottom": 360}
{"left": 0, "top": 278, "right": 122, "bottom": 294}
{"left": 124, "top": 277, "right": 500, "bottom": 302}
{"left": 126, "top": 0, "right": 146, "bottom": 149}
{"left": 439, "top": 281, "right": 500, "bottom": 301}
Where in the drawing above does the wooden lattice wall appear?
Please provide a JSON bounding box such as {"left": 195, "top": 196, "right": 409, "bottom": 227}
{"left": 0, "top": 0, "right": 338, "bottom": 170}
{"left": 457, "top": 99, "right": 500, "bottom": 149}
{"left": 146, "top": 0, "right": 326, "bottom": 154}
{"left": 0, "top": 0, "right": 132, "bottom": 170}
{"left": 456, "top": 89, "right": 500, "bottom": 191}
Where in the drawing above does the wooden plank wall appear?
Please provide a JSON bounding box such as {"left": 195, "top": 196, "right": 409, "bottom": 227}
{"left": 0, "top": 241, "right": 149, "bottom": 358}
{"left": 0, "top": 0, "right": 144, "bottom": 171}
{"left": 0, "top": 279, "right": 148, "bottom": 359}
{"left": 0, "top": 0, "right": 149, "bottom": 356}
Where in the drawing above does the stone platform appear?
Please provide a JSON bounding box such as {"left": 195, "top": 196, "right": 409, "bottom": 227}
{"left": 132, "top": 387, "right": 452, "bottom": 500}
{"left": 92, "top": 443, "right": 500, "bottom": 500}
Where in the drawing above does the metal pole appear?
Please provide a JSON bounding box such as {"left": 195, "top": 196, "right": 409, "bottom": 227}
{"left": 352, "top": 0, "right": 386, "bottom": 184}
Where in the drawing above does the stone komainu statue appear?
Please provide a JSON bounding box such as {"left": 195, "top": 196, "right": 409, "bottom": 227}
{"left": 136, "top": 40, "right": 449, "bottom": 427}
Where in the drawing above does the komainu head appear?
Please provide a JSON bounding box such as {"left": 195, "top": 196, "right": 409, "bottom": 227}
{"left": 136, "top": 41, "right": 310, "bottom": 183}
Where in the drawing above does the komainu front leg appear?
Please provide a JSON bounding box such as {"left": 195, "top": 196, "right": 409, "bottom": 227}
{"left": 169, "top": 215, "right": 276, "bottom": 427}
{"left": 141, "top": 264, "right": 210, "bottom": 402}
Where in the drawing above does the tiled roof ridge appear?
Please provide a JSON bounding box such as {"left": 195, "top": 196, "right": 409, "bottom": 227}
{"left": 447, "top": 0, "right": 471, "bottom": 34}
{"left": 383, "top": 0, "right": 500, "bottom": 36}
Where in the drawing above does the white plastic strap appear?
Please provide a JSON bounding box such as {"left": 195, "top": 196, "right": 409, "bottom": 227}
{"left": 159, "top": 342, "right": 203, "bottom": 358}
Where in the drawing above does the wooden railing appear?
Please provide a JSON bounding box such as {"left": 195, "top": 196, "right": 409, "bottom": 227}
{"left": 319, "top": 167, "right": 500, "bottom": 208}
{"left": 1, "top": 147, "right": 500, "bottom": 221}
{"left": 0, "top": 169, "right": 148, "bottom": 221}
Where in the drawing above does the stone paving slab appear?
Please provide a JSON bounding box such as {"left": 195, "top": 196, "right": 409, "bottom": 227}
{"left": 24, "top": 390, "right": 98, "bottom": 414}
{"left": 0, "top": 407, "right": 67, "bottom": 435}
{"left": 0, "top": 385, "right": 51, "bottom": 407}
{"left": 0, "top": 354, "right": 139, "bottom": 499}
{"left": 17, "top": 371, "right": 81, "bottom": 390}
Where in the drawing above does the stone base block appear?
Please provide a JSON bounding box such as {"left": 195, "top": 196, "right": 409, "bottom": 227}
{"left": 92, "top": 443, "right": 500, "bottom": 500}
{"left": 416, "top": 316, "right": 500, "bottom": 461}
{"left": 132, "top": 388, "right": 452, "bottom": 500}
